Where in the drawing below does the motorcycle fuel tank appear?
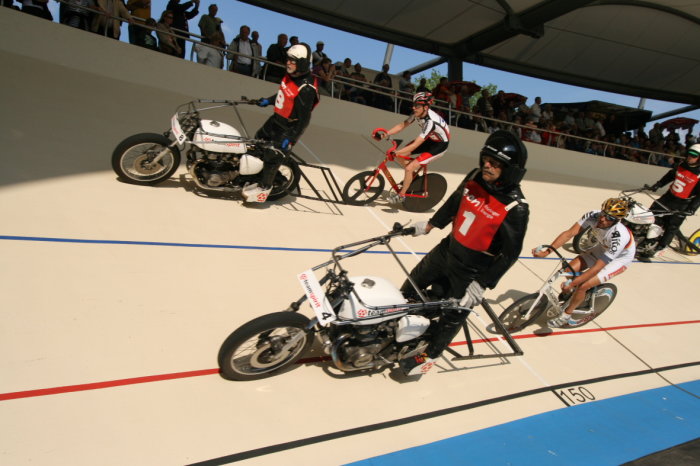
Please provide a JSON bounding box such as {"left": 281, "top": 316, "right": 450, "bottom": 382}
{"left": 338, "top": 276, "right": 408, "bottom": 325}
{"left": 627, "top": 204, "right": 655, "bottom": 225}
{"left": 192, "top": 120, "right": 247, "bottom": 154}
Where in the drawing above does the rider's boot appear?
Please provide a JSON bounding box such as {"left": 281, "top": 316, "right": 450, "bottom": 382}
{"left": 400, "top": 308, "right": 466, "bottom": 375}
{"left": 242, "top": 183, "right": 272, "bottom": 203}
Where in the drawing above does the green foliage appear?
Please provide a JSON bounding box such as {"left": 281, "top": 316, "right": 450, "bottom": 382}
{"left": 413, "top": 70, "right": 498, "bottom": 108}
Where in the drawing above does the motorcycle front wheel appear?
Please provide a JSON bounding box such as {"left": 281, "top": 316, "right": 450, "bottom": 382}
{"left": 218, "top": 312, "right": 313, "bottom": 381}
{"left": 112, "top": 133, "right": 181, "bottom": 185}
{"left": 267, "top": 161, "right": 301, "bottom": 201}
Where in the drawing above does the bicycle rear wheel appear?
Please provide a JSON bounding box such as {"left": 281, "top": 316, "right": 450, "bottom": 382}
{"left": 342, "top": 171, "right": 385, "bottom": 206}
{"left": 498, "top": 293, "right": 553, "bottom": 333}
{"left": 402, "top": 173, "right": 448, "bottom": 212}
{"left": 567, "top": 283, "right": 617, "bottom": 328}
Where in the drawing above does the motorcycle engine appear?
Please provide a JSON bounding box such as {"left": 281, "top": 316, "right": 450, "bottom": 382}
{"left": 194, "top": 152, "right": 240, "bottom": 188}
{"left": 331, "top": 324, "right": 393, "bottom": 371}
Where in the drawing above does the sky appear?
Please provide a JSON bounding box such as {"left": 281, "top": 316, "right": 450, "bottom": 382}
{"left": 47, "top": 0, "right": 699, "bottom": 137}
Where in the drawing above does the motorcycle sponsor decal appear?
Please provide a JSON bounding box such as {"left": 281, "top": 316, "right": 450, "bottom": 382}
{"left": 171, "top": 114, "right": 186, "bottom": 146}
{"left": 356, "top": 307, "right": 407, "bottom": 319}
{"left": 298, "top": 269, "right": 336, "bottom": 326}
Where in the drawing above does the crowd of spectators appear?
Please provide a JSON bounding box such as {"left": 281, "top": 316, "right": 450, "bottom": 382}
{"left": 6, "top": 0, "right": 696, "bottom": 167}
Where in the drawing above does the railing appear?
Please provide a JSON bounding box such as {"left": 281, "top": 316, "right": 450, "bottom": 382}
{"left": 49, "top": 0, "right": 682, "bottom": 166}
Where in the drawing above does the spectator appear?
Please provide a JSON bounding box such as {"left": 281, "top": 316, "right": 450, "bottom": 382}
{"left": 250, "top": 30, "right": 263, "bottom": 78}
{"left": 264, "top": 33, "right": 288, "bottom": 83}
{"left": 194, "top": 31, "right": 224, "bottom": 68}
{"left": 156, "top": 10, "right": 181, "bottom": 56}
{"left": 475, "top": 89, "right": 493, "bottom": 120}
{"left": 19, "top": 0, "right": 52, "bottom": 19}
{"left": 228, "top": 25, "right": 254, "bottom": 76}
{"left": 335, "top": 57, "right": 353, "bottom": 100}
{"left": 491, "top": 90, "right": 507, "bottom": 121}
{"left": 312, "top": 57, "right": 336, "bottom": 96}
{"left": 432, "top": 76, "right": 455, "bottom": 107}
{"left": 337, "top": 57, "right": 352, "bottom": 77}
{"left": 648, "top": 122, "right": 663, "bottom": 145}
{"left": 562, "top": 110, "right": 576, "bottom": 131}
{"left": 528, "top": 96, "right": 542, "bottom": 124}
{"left": 141, "top": 17, "right": 159, "bottom": 50}
{"left": 398, "top": 70, "right": 415, "bottom": 114}
{"left": 593, "top": 118, "right": 606, "bottom": 138}
{"left": 311, "top": 41, "right": 327, "bottom": 65}
{"left": 372, "top": 63, "right": 394, "bottom": 111}
{"left": 541, "top": 103, "right": 554, "bottom": 125}
{"left": 288, "top": 35, "right": 299, "bottom": 49}
{"left": 348, "top": 63, "right": 369, "bottom": 105}
{"left": 198, "top": 3, "right": 222, "bottom": 42}
{"left": 416, "top": 78, "right": 429, "bottom": 93}
{"left": 166, "top": 0, "right": 199, "bottom": 58}
{"left": 126, "top": 0, "right": 150, "bottom": 46}
{"left": 61, "top": 0, "right": 95, "bottom": 30}
{"left": 92, "top": 0, "right": 131, "bottom": 39}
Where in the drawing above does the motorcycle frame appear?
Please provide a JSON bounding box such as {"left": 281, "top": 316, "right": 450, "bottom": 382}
{"left": 284, "top": 224, "right": 523, "bottom": 361}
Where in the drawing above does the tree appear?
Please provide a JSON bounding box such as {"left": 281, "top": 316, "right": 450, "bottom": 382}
{"left": 413, "top": 71, "right": 498, "bottom": 108}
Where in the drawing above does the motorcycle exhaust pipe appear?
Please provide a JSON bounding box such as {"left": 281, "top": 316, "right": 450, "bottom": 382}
{"left": 188, "top": 161, "right": 239, "bottom": 193}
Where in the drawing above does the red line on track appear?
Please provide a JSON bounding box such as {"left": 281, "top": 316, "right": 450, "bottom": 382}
{"left": 2, "top": 319, "right": 699, "bottom": 402}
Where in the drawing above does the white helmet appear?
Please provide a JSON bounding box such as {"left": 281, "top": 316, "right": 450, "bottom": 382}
{"left": 287, "top": 43, "right": 311, "bottom": 75}
{"left": 687, "top": 143, "right": 700, "bottom": 167}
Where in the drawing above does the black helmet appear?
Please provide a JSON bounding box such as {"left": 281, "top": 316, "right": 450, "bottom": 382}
{"left": 287, "top": 43, "right": 312, "bottom": 75}
{"left": 479, "top": 130, "right": 528, "bottom": 187}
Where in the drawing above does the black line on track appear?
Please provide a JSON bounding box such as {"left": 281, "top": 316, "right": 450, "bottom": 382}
{"left": 187, "top": 360, "right": 700, "bottom": 465}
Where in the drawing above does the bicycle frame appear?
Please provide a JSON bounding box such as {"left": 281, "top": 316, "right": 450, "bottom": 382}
{"left": 363, "top": 136, "right": 432, "bottom": 199}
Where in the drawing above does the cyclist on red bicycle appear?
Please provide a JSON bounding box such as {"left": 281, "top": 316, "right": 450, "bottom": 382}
{"left": 373, "top": 92, "right": 450, "bottom": 204}
{"left": 532, "top": 197, "right": 635, "bottom": 328}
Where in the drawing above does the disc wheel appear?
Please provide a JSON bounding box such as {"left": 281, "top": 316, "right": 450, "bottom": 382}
{"left": 402, "top": 173, "right": 448, "bottom": 213}
{"left": 218, "top": 312, "right": 313, "bottom": 381}
{"left": 681, "top": 228, "right": 700, "bottom": 256}
{"left": 573, "top": 226, "right": 598, "bottom": 254}
{"left": 566, "top": 284, "right": 617, "bottom": 328}
{"left": 342, "top": 171, "right": 385, "bottom": 205}
{"left": 111, "top": 133, "right": 180, "bottom": 185}
{"left": 498, "top": 293, "right": 555, "bottom": 333}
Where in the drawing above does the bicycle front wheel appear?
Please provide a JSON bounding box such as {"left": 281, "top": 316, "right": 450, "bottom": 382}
{"left": 498, "top": 293, "right": 552, "bottom": 333}
{"left": 342, "top": 171, "right": 385, "bottom": 206}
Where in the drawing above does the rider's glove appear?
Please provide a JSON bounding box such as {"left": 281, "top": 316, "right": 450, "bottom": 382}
{"left": 257, "top": 98, "right": 270, "bottom": 107}
{"left": 647, "top": 183, "right": 660, "bottom": 192}
{"left": 280, "top": 139, "right": 292, "bottom": 151}
{"left": 683, "top": 209, "right": 696, "bottom": 217}
{"left": 459, "top": 281, "right": 485, "bottom": 309}
{"left": 411, "top": 221, "right": 430, "bottom": 236}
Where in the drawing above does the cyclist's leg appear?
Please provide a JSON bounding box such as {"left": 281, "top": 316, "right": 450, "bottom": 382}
{"left": 565, "top": 258, "right": 629, "bottom": 315}
{"left": 398, "top": 158, "right": 421, "bottom": 196}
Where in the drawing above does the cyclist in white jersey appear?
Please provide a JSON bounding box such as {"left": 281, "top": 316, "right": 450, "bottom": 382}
{"left": 374, "top": 92, "right": 450, "bottom": 204}
{"left": 532, "top": 198, "right": 635, "bottom": 327}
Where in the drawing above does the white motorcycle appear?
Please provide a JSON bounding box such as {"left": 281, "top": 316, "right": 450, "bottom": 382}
{"left": 111, "top": 99, "right": 301, "bottom": 202}
{"left": 217, "top": 223, "right": 494, "bottom": 381}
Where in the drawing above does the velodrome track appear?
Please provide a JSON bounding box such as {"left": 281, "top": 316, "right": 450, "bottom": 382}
{"left": 1, "top": 9, "right": 700, "bottom": 465}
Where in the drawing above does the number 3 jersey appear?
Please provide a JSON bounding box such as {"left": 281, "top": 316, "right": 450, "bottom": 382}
{"left": 429, "top": 174, "right": 529, "bottom": 289}
{"left": 578, "top": 211, "right": 636, "bottom": 262}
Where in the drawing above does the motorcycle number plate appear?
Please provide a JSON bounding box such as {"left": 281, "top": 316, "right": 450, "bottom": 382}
{"left": 298, "top": 269, "right": 336, "bottom": 327}
{"left": 171, "top": 114, "right": 187, "bottom": 146}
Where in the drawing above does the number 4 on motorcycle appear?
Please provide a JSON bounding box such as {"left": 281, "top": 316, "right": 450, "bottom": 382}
{"left": 298, "top": 269, "right": 337, "bottom": 326}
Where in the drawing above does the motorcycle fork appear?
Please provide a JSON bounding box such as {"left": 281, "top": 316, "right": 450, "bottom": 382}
{"left": 150, "top": 140, "right": 180, "bottom": 165}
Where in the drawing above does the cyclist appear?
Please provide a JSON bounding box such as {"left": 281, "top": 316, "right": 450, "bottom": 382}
{"left": 400, "top": 130, "right": 528, "bottom": 374}
{"left": 532, "top": 198, "right": 635, "bottom": 328}
{"left": 242, "top": 43, "right": 320, "bottom": 203}
{"left": 642, "top": 143, "right": 700, "bottom": 258}
{"left": 373, "top": 92, "right": 450, "bottom": 205}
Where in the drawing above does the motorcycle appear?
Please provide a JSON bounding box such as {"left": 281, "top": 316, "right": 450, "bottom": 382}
{"left": 573, "top": 187, "right": 700, "bottom": 259}
{"left": 111, "top": 99, "right": 301, "bottom": 202}
{"left": 217, "top": 223, "right": 474, "bottom": 381}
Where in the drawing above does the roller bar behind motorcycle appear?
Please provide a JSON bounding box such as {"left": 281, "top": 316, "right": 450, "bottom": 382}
{"left": 217, "top": 222, "right": 522, "bottom": 381}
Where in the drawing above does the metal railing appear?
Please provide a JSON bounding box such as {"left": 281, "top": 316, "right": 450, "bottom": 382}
{"left": 49, "top": 0, "right": 682, "bottom": 166}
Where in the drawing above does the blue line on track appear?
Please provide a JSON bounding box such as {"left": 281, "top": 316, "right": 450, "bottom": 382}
{"left": 348, "top": 380, "right": 700, "bottom": 466}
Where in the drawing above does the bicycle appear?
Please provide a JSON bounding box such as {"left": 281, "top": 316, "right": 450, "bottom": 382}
{"left": 572, "top": 187, "right": 700, "bottom": 259}
{"left": 497, "top": 245, "right": 618, "bottom": 333}
{"left": 341, "top": 128, "right": 448, "bottom": 212}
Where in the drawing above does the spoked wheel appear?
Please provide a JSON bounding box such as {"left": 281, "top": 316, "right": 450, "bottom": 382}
{"left": 267, "top": 161, "right": 301, "bottom": 201}
{"left": 498, "top": 293, "right": 555, "bottom": 333}
{"left": 218, "top": 312, "right": 314, "bottom": 381}
{"left": 402, "top": 173, "right": 448, "bottom": 213}
{"left": 636, "top": 238, "right": 659, "bottom": 260}
{"left": 573, "top": 226, "right": 598, "bottom": 254}
{"left": 566, "top": 284, "right": 617, "bottom": 328}
{"left": 111, "top": 133, "right": 181, "bottom": 185}
{"left": 342, "top": 171, "right": 385, "bottom": 206}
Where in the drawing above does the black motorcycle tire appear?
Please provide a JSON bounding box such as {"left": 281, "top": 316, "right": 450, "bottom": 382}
{"left": 111, "top": 133, "right": 181, "bottom": 185}
{"left": 267, "top": 160, "right": 302, "bottom": 201}
{"left": 218, "top": 312, "right": 313, "bottom": 381}
{"left": 342, "top": 171, "right": 386, "bottom": 206}
{"left": 573, "top": 226, "right": 598, "bottom": 254}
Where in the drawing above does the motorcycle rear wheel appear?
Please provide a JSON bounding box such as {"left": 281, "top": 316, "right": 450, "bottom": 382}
{"left": 267, "top": 161, "right": 301, "bottom": 201}
{"left": 218, "top": 312, "right": 313, "bottom": 381}
{"left": 573, "top": 226, "right": 598, "bottom": 254}
{"left": 112, "top": 133, "right": 181, "bottom": 185}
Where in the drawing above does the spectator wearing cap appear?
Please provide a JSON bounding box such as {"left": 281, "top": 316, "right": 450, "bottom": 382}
{"left": 312, "top": 41, "right": 327, "bottom": 65}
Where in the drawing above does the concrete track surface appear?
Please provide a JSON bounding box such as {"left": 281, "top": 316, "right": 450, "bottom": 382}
{"left": 1, "top": 9, "right": 699, "bottom": 466}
